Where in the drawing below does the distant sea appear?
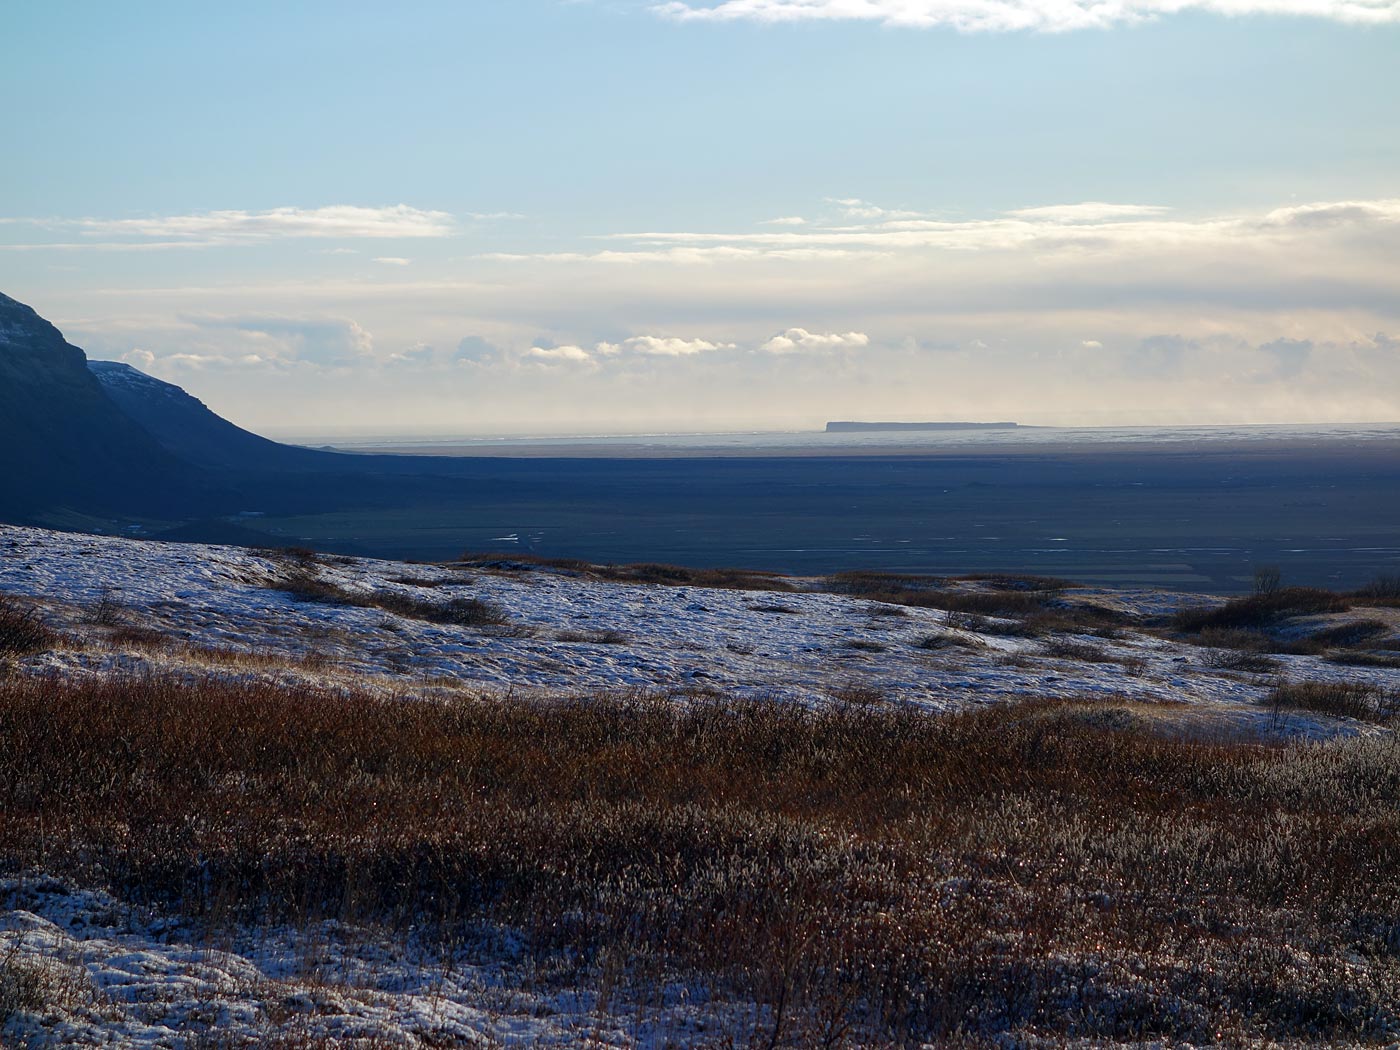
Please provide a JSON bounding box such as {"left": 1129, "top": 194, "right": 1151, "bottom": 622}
{"left": 311, "top": 422, "right": 1400, "bottom": 458}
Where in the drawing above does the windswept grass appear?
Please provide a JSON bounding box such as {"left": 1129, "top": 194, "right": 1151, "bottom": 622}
{"left": 2, "top": 675, "right": 1399, "bottom": 1044}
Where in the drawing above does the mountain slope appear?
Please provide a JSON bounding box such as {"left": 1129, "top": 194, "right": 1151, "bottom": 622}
{"left": 0, "top": 293, "right": 203, "bottom": 520}
{"left": 89, "top": 360, "right": 341, "bottom": 472}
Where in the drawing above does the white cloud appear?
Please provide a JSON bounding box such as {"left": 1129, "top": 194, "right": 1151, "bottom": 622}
{"left": 761, "top": 216, "right": 809, "bottom": 226}
{"left": 119, "top": 348, "right": 157, "bottom": 371}
{"left": 761, "top": 328, "right": 870, "bottom": 353}
{"left": 373, "top": 257, "right": 412, "bottom": 266}
{"left": 1261, "top": 198, "right": 1400, "bottom": 229}
{"left": 1081, "top": 339, "right": 1103, "bottom": 348}
{"left": 523, "top": 344, "right": 595, "bottom": 366}
{"left": 654, "top": 0, "right": 1400, "bottom": 32}
{"left": 387, "top": 344, "right": 436, "bottom": 366}
{"left": 596, "top": 335, "right": 737, "bottom": 356}
{"left": 1010, "top": 203, "right": 1171, "bottom": 223}
{"left": 568, "top": 194, "right": 1400, "bottom": 262}
{"left": 826, "top": 197, "right": 925, "bottom": 220}
{"left": 72, "top": 203, "right": 453, "bottom": 242}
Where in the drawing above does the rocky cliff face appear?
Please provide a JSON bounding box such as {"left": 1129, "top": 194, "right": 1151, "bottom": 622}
{"left": 0, "top": 293, "right": 197, "bottom": 520}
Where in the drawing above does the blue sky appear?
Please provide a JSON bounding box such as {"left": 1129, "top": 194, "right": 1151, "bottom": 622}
{"left": 3, "top": 0, "right": 1398, "bottom": 433}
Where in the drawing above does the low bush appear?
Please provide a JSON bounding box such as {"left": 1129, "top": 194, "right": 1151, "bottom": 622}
{"left": 842, "top": 638, "right": 888, "bottom": 653}
{"left": 599, "top": 562, "right": 795, "bottom": 591}
{"left": 0, "top": 598, "right": 56, "bottom": 659}
{"left": 0, "top": 948, "right": 48, "bottom": 1025}
{"left": 417, "top": 595, "right": 511, "bottom": 627}
{"left": 913, "top": 632, "right": 984, "bottom": 651}
{"left": 1203, "top": 648, "right": 1283, "bottom": 674}
{"left": 1173, "top": 587, "right": 1350, "bottom": 633}
{"left": 460, "top": 553, "right": 796, "bottom": 592}
{"left": 1042, "top": 638, "right": 1117, "bottom": 663}
{"left": 270, "top": 570, "right": 513, "bottom": 628}
{"left": 1304, "top": 619, "right": 1391, "bottom": 649}
{"left": 956, "top": 572, "right": 1074, "bottom": 591}
{"left": 1354, "top": 573, "right": 1400, "bottom": 605}
{"left": 84, "top": 585, "right": 128, "bottom": 627}
{"left": 1268, "top": 680, "right": 1396, "bottom": 722}
{"left": 555, "top": 628, "right": 630, "bottom": 645}
{"left": 1327, "top": 651, "right": 1400, "bottom": 669}
{"left": 457, "top": 551, "right": 593, "bottom": 573}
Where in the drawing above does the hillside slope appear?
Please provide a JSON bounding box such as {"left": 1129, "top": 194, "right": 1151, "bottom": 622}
{"left": 89, "top": 360, "right": 342, "bottom": 472}
{"left": 0, "top": 293, "right": 202, "bottom": 520}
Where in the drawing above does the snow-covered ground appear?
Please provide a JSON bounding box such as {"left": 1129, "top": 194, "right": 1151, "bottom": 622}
{"left": 1, "top": 875, "right": 768, "bottom": 1049}
{"left": 3, "top": 524, "right": 1398, "bottom": 1048}
{"left": 2, "top": 524, "right": 1395, "bottom": 717}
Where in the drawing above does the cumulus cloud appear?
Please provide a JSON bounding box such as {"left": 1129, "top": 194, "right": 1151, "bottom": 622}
{"left": 522, "top": 344, "right": 595, "bottom": 366}
{"left": 653, "top": 0, "right": 1400, "bottom": 32}
{"left": 761, "top": 328, "right": 870, "bottom": 353}
{"left": 761, "top": 216, "right": 809, "bottom": 226}
{"left": 596, "top": 335, "right": 737, "bottom": 356}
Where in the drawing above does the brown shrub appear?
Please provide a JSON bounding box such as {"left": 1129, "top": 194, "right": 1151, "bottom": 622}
{"left": 270, "top": 570, "right": 512, "bottom": 628}
{"left": 555, "top": 628, "right": 630, "bottom": 645}
{"left": 1173, "top": 587, "right": 1350, "bottom": 633}
{"left": 0, "top": 598, "right": 56, "bottom": 659}
{"left": 1042, "top": 638, "right": 1117, "bottom": 663}
{"left": 459, "top": 553, "right": 796, "bottom": 592}
{"left": 1268, "top": 680, "right": 1397, "bottom": 722}
{"left": 955, "top": 572, "right": 1075, "bottom": 591}
{"left": 1353, "top": 573, "right": 1400, "bottom": 605}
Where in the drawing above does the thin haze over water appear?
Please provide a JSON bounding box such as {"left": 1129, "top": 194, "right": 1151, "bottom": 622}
{"left": 299, "top": 422, "right": 1400, "bottom": 457}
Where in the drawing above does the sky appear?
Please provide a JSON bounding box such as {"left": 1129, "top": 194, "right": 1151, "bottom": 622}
{"left": 2, "top": 0, "right": 1398, "bottom": 436}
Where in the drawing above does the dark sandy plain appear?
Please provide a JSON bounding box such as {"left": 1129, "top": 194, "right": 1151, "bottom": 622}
{"left": 242, "top": 429, "right": 1400, "bottom": 593}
